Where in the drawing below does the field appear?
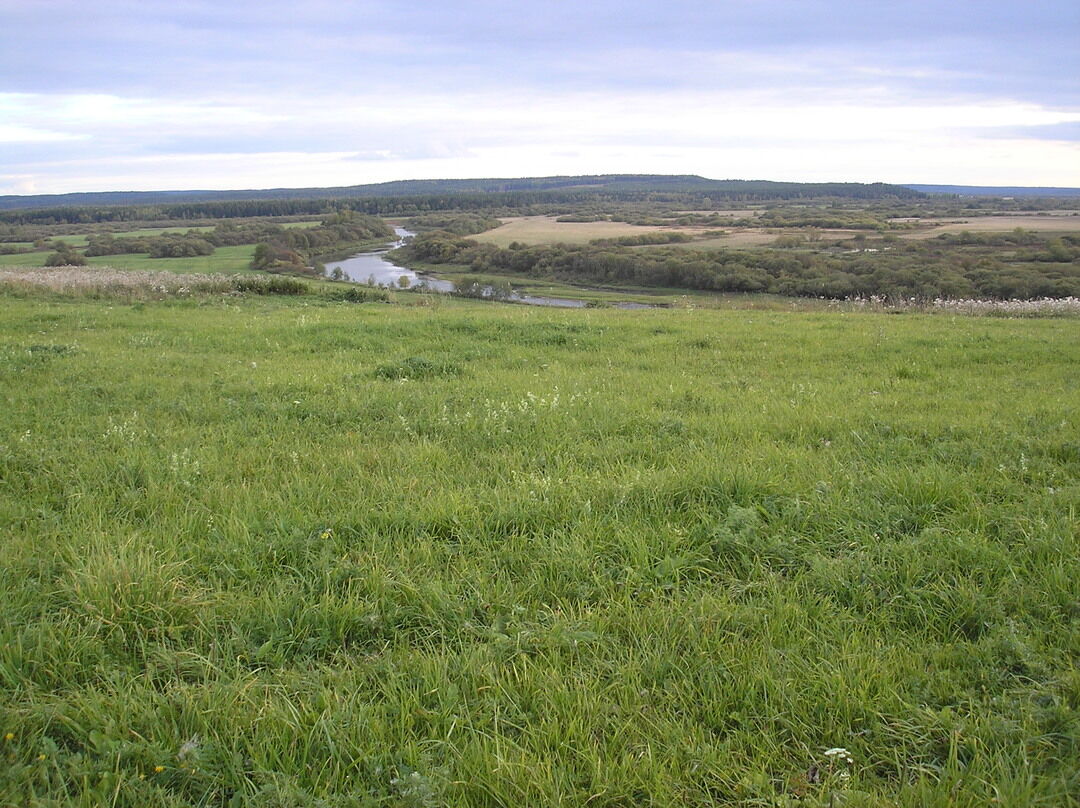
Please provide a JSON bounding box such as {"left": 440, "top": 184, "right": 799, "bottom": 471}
{"left": 1, "top": 284, "right": 1078, "bottom": 806}
{"left": 467, "top": 216, "right": 796, "bottom": 251}
{"left": 471, "top": 217, "right": 689, "bottom": 246}
{"left": 0, "top": 246, "right": 259, "bottom": 275}
{"left": 454, "top": 212, "right": 1080, "bottom": 253}
{"left": 901, "top": 215, "right": 1080, "bottom": 239}
{"left": 83, "top": 245, "right": 260, "bottom": 275}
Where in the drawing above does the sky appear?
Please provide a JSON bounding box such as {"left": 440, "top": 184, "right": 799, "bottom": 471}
{"left": 1, "top": 0, "right": 1078, "bottom": 195}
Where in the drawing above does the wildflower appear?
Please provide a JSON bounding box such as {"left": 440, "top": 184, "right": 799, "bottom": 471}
{"left": 37, "top": 754, "right": 46, "bottom": 761}
{"left": 178, "top": 735, "right": 200, "bottom": 762}
{"left": 824, "top": 747, "right": 854, "bottom": 764}
{"left": 154, "top": 765, "right": 165, "bottom": 773}
{"left": 320, "top": 528, "right": 333, "bottom": 540}
{"left": 3, "top": 733, "right": 11, "bottom": 741}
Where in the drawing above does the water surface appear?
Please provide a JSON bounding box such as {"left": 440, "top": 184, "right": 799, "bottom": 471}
{"left": 325, "top": 228, "right": 656, "bottom": 308}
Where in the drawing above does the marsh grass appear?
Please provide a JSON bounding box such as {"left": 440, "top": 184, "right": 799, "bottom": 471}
{"left": 0, "top": 292, "right": 1077, "bottom": 806}
{"left": 0, "top": 267, "right": 310, "bottom": 300}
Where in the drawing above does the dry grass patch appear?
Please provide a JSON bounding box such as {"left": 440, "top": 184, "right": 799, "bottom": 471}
{"left": 0, "top": 266, "right": 233, "bottom": 296}
{"left": 472, "top": 216, "right": 689, "bottom": 246}
{"left": 679, "top": 230, "right": 792, "bottom": 249}
{"left": 902, "top": 215, "right": 1080, "bottom": 239}
{"left": 0, "top": 267, "right": 309, "bottom": 299}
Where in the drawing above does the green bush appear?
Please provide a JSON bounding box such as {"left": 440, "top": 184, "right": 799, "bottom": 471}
{"left": 374, "top": 356, "right": 461, "bottom": 380}
{"left": 231, "top": 276, "right": 309, "bottom": 295}
{"left": 326, "top": 286, "right": 391, "bottom": 303}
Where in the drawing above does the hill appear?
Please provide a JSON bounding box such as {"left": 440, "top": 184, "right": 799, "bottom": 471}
{"left": 905, "top": 184, "right": 1080, "bottom": 198}
{"left": 0, "top": 175, "right": 923, "bottom": 212}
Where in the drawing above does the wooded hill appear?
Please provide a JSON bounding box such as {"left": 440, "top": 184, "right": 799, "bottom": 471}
{"left": 0, "top": 175, "right": 923, "bottom": 219}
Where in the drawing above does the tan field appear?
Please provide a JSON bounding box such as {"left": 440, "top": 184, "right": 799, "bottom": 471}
{"left": 902, "top": 215, "right": 1080, "bottom": 239}
{"left": 472, "top": 216, "right": 678, "bottom": 246}
{"left": 473, "top": 217, "right": 875, "bottom": 250}
{"left": 679, "top": 231, "right": 780, "bottom": 249}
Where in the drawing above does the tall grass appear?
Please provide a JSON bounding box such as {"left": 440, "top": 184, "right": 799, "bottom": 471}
{"left": 0, "top": 292, "right": 1077, "bottom": 806}
{"left": 0, "top": 267, "right": 309, "bottom": 299}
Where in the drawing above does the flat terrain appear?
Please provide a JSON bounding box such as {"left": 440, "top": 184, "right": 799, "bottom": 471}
{"left": 680, "top": 229, "right": 861, "bottom": 250}
{"left": 472, "top": 216, "right": 686, "bottom": 246}
{"left": 459, "top": 213, "right": 1080, "bottom": 252}
{"left": 0, "top": 245, "right": 259, "bottom": 274}
{"left": 1, "top": 286, "right": 1078, "bottom": 806}
{"left": 902, "top": 215, "right": 1080, "bottom": 238}
{"left": 469, "top": 216, "right": 791, "bottom": 249}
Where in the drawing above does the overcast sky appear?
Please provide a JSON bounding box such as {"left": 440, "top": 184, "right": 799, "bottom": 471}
{"left": 1, "top": 0, "right": 1078, "bottom": 195}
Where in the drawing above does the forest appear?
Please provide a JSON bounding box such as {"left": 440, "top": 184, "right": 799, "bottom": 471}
{"left": 399, "top": 229, "right": 1080, "bottom": 300}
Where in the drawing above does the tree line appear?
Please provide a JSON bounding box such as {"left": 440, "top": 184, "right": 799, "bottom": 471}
{"left": 400, "top": 231, "right": 1080, "bottom": 300}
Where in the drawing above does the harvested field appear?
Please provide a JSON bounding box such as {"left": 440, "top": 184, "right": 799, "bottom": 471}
{"left": 472, "top": 216, "right": 686, "bottom": 246}
{"left": 902, "top": 215, "right": 1080, "bottom": 238}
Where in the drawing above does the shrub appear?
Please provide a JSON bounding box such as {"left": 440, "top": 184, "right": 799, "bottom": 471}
{"left": 231, "top": 276, "right": 309, "bottom": 295}
{"left": 374, "top": 356, "right": 460, "bottom": 380}
{"left": 326, "top": 286, "right": 391, "bottom": 303}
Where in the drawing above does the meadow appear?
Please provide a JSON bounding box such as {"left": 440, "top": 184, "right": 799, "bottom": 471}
{"left": 0, "top": 281, "right": 1078, "bottom": 806}
{"left": 464, "top": 213, "right": 1080, "bottom": 250}
{"left": 470, "top": 217, "right": 682, "bottom": 247}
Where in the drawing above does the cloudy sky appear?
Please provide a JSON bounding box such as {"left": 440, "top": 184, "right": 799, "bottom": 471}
{"left": 1, "top": 0, "right": 1078, "bottom": 195}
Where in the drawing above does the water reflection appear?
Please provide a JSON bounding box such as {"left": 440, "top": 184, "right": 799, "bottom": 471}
{"left": 324, "top": 227, "right": 655, "bottom": 309}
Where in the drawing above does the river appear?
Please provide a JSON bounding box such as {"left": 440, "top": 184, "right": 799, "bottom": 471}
{"left": 323, "top": 228, "right": 454, "bottom": 292}
{"left": 323, "top": 228, "right": 655, "bottom": 309}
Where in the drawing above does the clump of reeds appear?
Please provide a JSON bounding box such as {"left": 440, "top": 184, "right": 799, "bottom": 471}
{"left": 0, "top": 267, "right": 309, "bottom": 299}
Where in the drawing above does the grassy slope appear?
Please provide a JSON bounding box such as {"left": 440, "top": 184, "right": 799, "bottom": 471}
{"left": 0, "top": 294, "right": 1078, "bottom": 806}
{"left": 83, "top": 245, "right": 259, "bottom": 275}
{"left": 0, "top": 246, "right": 260, "bottom": 275}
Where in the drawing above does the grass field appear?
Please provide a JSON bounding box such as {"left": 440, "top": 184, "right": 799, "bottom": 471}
{"left": 0, "top": 251, "right": 52, "bottom": 267}
{"left": 83, "top": 245, "right": 259, "bottom": 275}
{"left": 0, "top": 246, "right": 260, "bottom": 274}
{"left": 1, "top": 288, "right": 1078, "bottom": 806}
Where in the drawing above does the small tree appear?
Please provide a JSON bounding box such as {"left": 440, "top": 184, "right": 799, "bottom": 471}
{"left": 44, "top": 242, "right": 87, "bottom": 266}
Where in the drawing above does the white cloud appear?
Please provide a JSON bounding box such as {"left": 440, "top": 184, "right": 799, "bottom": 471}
{"left": 3, "top": 88, "right": 1079, "bottom": 193}
{"left": 0, "top": 124, "right": 87, "bottom": 143}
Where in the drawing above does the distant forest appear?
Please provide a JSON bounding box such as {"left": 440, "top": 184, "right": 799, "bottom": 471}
{"left": 0, "top": 176, "right": 925, "bottom": 221}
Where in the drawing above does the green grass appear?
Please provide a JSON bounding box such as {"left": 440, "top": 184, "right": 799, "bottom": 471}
{"left": 0, "top": 245, "right": 257, "bottom": 274}
{"left": 1, "top": 291, "right": 1078, "bottom": 806}
{"left": 82, "top": 245, "right": 259, "bottom": 274}
{"left": 0, "top": 251, "right": 51, "bottom": 267}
